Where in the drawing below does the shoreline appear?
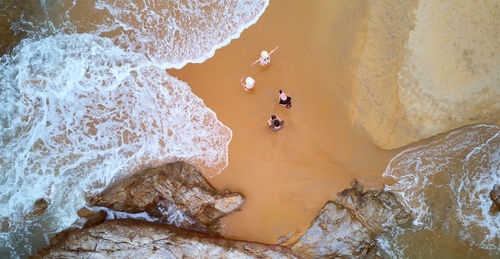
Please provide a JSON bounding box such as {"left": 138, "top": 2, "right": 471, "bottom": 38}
{"left": 33, "top": 161, "right": 412, "bottom": 258}
{"left": 32, "top": 124, "right": 500, "bottom": 258}
{"left": 2, "top": 0, "right": 498, "bottom": 257}
{"left": 169, "top": 0, "right": 398, "bottom": 245}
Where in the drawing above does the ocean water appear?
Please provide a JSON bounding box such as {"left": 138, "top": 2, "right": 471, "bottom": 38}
{"left": 379, "top": 125, "right": 500, "bottom": 258}
{"left": 0, "top": 0, "right": 268, "bottom": 257}
{"left": 1, "top": 0, "right": 499, "bottom": 258}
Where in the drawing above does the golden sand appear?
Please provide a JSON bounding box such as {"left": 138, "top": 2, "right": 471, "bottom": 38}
{"left": 169, "top": 0, "right": 397, "bottom": 244}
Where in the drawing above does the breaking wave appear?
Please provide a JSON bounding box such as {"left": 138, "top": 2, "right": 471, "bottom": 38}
{"left": 379, "top": 125, "right": 500, "bottom": 257}
{"left": 0, "top": 33, "right": 231, "bottom": 257}
{"left": 0, "top": 0, "right": 269, "bottom": 257}
{"left": 12, "top": 0, "right": 269, "bottom": 69}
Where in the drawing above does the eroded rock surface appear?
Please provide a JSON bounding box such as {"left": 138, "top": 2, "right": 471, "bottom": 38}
{"left": 26, "top": 198, "right": 49, "bottom": 219}
{"left": 291, "top": 181, "right": 411, "bottom": 258}
{"left": 33, "top": 219, "right": 297, "bottom": 259}
{"left": 88, "top": 162, "right": 244, "bottom": 233}
{"left": 82, "top": 210, "right": 107, "bottom": 228}
{"left": 34, "top": 162, "right": 413, "bottom": 258}
{"left": 490, "top": 184, "right": 500, "bottom": 214}
{"left": 338, "top": 181, "right": 412, "bottom": 233}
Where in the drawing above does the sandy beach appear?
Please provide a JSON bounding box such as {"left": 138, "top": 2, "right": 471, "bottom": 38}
{"left": 2, "top": 0, "right": 499, "bottom": 257}
{"left": 169, "top": 0, "right": 397, "bottom": 244}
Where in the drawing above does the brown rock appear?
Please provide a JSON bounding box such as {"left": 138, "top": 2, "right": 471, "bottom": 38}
{"left": 48, "top": 227, "right": 79, "bottom": 247}
{"left": 291, "top": 180, "right": 411, "bottom": 258}
{"left": 213, "top": 194, "right": 244, "bottom": 214}
{"left": 33, "top": 219, "right": 297, "bottom": 259}
{"left": 88, "top": 162, "right": 244, "bottom": 233}
{"left": 1, "top": 217, "right": 9, "bottom": 232}
{"left": 26, "top": 198, "right": 48, "bottom": 219}
{"left": 77, "top": 207, "right": 93, "bottom": 218}
{"left": 276, "top": 232, "right": 295, "bottom": 245}
{"left": 490, "top": 184, "right": 500, "bottom": 214}
{"left": 337, "top": 180, "right": 412, "bottom": 232}
{"left": 83, "top": 210, "right": 107, "bottom": 228}
{"left": 32, "top": 166, "right": 411, "bottom": 258}
{"left": 291, "top": 202, "right": 374, "bottom": 258}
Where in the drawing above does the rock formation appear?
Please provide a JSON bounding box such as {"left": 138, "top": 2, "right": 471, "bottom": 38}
{"left": 490, "top": 184, "right": 500, "bottom": 214}
{"left": 88, "top": 161, "right": 244, "bottom": 233}
{"left": 352, "top": 0, "right": 500, "bottom": 149}
{"left": 82, "top": 210, "right": 108, "bottom": 229}
{"left": 291, "top": 180, "right": 411, "bottom": 257}
{"left": 26, "top": 198, "right": 49, "bottom": 219}
{"left": 33, "top": 219, "right": 297, "bottom": 259}
{"left": 34, "top": 163, "right": 411, "bottom": 258}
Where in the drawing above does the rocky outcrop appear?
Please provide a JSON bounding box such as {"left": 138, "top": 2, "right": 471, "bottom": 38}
{"left": 77, "top": 207, "right": 94, "bottom": 218}
{"left": 82, "top": 210, "right": 108, "bottom": 228}
{"left": 26, "top": 198, "right": 49, "bottom": 219}
{"left": 352, "top": 0, "right": 500, "bottom": 149}
{"left": 33, "top": 219, "right": 297, "bottom": 259}
{"left": 337, "top": 180, "right": 412, "bottom": 233}
{"left": 490, "top": 184, "right": 500, "bottom": 214}
{"left": 291, "top": 180, "right": 411, "bottom": 258}
{"left": 33, "top": 162, "right": 411, "bottom": 258}
{"left": 88, "top": 162, "right": 244, "bottom": 233}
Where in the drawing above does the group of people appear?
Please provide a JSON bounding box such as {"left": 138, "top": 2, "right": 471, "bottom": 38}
{"left": 239, "top": 46, "right": 292, "bottom": 133}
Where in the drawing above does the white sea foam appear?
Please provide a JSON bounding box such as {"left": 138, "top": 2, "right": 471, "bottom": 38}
{"left": 454, "top": 131, "right": 500, "bottom": 250}
{"left": 89, "top": 202, "right": 199, "bottom": 229}
{"left": 382, "top": 125, "right": 499, "bottom": 225}
{"left": 14, "top": 0, "right": 269, "bottom": 69}
{"left": 28, "top": 0, "right": 269, "bottom": 69}
{"left": 93, "top": 0, "right": 269, "bottom": 69}
{"left": 381, "top": 125, "right": 500, "bottom": 255}
{"left": 1, "top": 0, "right": 270, "bottom": 257}
{"left": 0, "top": 33, "right": 231, "bottom": 257}
{"left": 376, "top": 227, "right": 408, "bottom": 259}
{"left": 85, "top": 206, "right": 158, "bottom": 223}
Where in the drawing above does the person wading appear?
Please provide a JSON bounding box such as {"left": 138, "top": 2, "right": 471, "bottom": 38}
{"left": 267, "top": 114, "right": 284, "bottom": 132}
{"left": 252, "top": 46, "right": 278, "bottom": 67}
{"left": 278, "top": 90, "right": 292, "bottom": 109}
{"left": 240, "top": 76, "right": 255, "bottom": 92}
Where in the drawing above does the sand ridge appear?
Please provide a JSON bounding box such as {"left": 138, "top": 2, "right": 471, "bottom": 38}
{"left": 352, "top": 0, "right": 500, "bottom": 149}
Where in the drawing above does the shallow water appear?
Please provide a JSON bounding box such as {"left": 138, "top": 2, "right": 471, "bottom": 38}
{"left": 0, "top": 0, "right": 265, "bottom": 257}
{"left": 380, "top": 125, "right": 499, "bottom": 258}
{"left": 169, "top": 0, "right": 397, "bottom": 245}
{"left": 0, "top": 0, "right": 498, "bottom": 258}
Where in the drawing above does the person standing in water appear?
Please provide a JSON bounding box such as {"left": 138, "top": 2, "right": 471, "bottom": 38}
{"left": 252, "top": 46, "right": 278, "bottom": 67}
{"left": 240, "top": 76, "right": 255, "bottom": 92}
{"left": 267, "top": 114, "right": 284, "bottom": 132}
{"left": 278, "top": 90, "right": 292, "bottom": 109}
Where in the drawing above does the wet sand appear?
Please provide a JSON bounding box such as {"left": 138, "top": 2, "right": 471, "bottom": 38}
{"left": 2, "top": 0, "right": 498, "bottom": 257}
{"left": 352, "top": 0, "right": 500, "bottom": 149}
{"left": 169, "top": 0, "right": 398, "bottom": 244}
